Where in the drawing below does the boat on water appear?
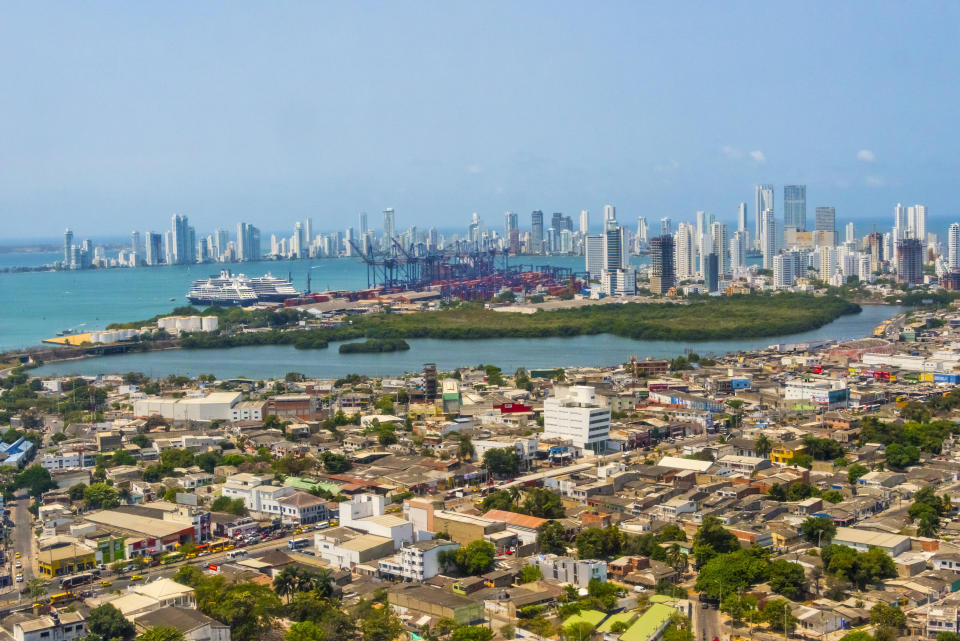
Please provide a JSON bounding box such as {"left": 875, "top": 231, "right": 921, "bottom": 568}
{"left": 187, "top": 270, "right": 301, "bottom": 306}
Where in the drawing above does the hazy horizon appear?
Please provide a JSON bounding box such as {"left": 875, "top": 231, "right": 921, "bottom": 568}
{"left": 3, "top": 2, "right": 958, "bottom": 236}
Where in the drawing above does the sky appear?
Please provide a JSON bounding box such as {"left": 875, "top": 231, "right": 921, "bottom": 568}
{"left": 2, "top": 1, "right": 959, "bottom": 240}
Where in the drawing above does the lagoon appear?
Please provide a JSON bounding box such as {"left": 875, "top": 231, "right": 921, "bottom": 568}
{"left": 31, "top": 304, "right": 901, "bottom": 379}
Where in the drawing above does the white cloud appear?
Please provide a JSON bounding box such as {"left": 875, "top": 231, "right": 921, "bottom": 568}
{"left": 721, "top": 145, "right": 744, "bottom": 160}
{"left": 865, "top": 175, "right": 885, "bottom": 187}
{"left": 857, "top": 149, "right": 876, "bottom": 162}
{"left": 465, "top": 164, "right": 483, "bottom": 174}
{"left": 749, "top": 150, "right": 766, "bottom": 164}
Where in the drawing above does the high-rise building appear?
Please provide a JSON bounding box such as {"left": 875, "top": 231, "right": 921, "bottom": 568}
{"left": 845, "top": 222, "right": 855, "bottom": 245}
{"left": 818, "top": 245, "right": 835, "bottom": 280}
{"left": 63, "top": 228, "right": 73, "bottom": 265}
{"left": 908, "top": 204, "right": 927, "bottom": 257}
{"left": 711, "top": 221, "right": 729, "bottom": 277}
{"left": 505, "top": 211, "right": 519, "bottom": 238}
{"left": 649, "top": 235, "right": 676, "bottom": 295}
{"left": 543, "top": 385, "right": 610, "bottom": 453}
{"left": 214, "top": 228, "right": 229, "bottom": 261}
{"left": 896, "top": 238, "right": 923, "bottom": 284}
{"left": 585, "top": 235, "right": 604, "bottom": 280}
{"left": 783, "top": 185, "right": 807, "bottom": 231}
{"left": 949, "top": 223, "right": 960, "bottom": 270}
{"left": 383, "top": 208, "right": 396, "bottom": 251}
{"left": 696, "top": 210, "right": 714, "bottom": 276}
{"left": 762, "top": 209, "right": 779, "bottom": 269}
{"left": 867, "top": 232, "right": 884, "bottom": 274}
{"left": 359, "top": 212, "right": 368, "bottom": 237}
{"left": 603, "top": 205, "right": 615, "bottom": 222}
{"left": 815, "top": 207, "right": 836, "bottom": 233}
{"left": 660, "top": 217, "right": 673, "bottom": 236}
{"left": 579, "top": 210, "right": 589, "bottom": 235}
{"left": 508, "top": 228, "right": 520, "bottom": 256}
{"left": 773, "top": 253, "right": 795, "bottom": 289}
{"left": 530, "top": 211, "right": 544, "bottom": 255}
{"left": 600, "top": 218, "right": 632, "bottom": 295}
{"left": 703, "top": 253, "right": 719, "bottom": 293}
{"left": 636, "top": 217, "right": 648, "bottom": 245}
{"left": 145, "top": 232, "right": 163, "bottom": 266}
{"left": 170, "top": 214, "right": 191, "bottom": 265}
{"left": 304, "top": 217, "right": 313, "bottom": 251}
{"left": 730, "top": 230, "right": 748, "bottom": 271}
{"left": 737, "top": 202, "right": 748, "bottom": 234}
{"left": 674, "top": 223, "right": 696, "bottom": 281}
{"left": 755, "top": 184, "right": 774, "bottom": 246}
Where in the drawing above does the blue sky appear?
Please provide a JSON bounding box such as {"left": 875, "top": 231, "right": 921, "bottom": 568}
{"left": 2, "top": 1, "right": 958, "bottom": 238}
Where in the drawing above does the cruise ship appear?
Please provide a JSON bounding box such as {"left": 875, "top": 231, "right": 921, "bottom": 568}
{"left": 187, "top": 270, "right": 301, "bottom": 306}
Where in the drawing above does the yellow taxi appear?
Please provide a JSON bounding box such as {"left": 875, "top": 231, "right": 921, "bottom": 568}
{"left": 100, "top": 580, "right": 113, "bottom": 587}
{"left": 130, "top": 575, "right": 144, "bottom": 581}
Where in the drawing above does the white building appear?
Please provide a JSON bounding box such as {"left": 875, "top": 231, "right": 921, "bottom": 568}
{"left": 762, "top": 209, "right": 779, "bottom": 269}
{"left": 5, "top": 611, "right": 87, "bottom": 641}
{"left": 339, "top": 494, "right": 414, "bottom": 549}
{"left": 543, "top": 385, "right": 610, "bottom": 453}
{"left": 220, "top": 473, "right": 297, "bottom": 515}
{"left": 949, "top": 223, "right": 960, "bottom": 270}
{"left": 133, "top": 392, "right": 242, "bottom": 422}
{"left": 674, "top": 223, "right": 696, "bottom": 281}
{"left": 530, "top": 555, "right": 607, "bottom": 588}
{"left": 773, "top": 254, "right": 795, "bottom": 289}
{"left": 378, "top": 539, "right": 460, "bottom": 582}
{"left": 585, "top": 235, "right": 604, "bottom": 281}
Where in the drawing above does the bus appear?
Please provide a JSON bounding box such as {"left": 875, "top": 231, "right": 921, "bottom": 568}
{"left": 59, "top": 573, "right": 94, "bottom": 590}
{"left": 226, "top": 549, "right": 247, "bottom": 560}
{"left": 49, "top": 592, "right": 76, "bottom": 605}
{"left": 288, "top": 538, "right": 310, "bottom": 550}
{"left": 209, "top": 539, "right": 230, "bottom": 553}
{"left": 160, "top": 552, "right": 184, "bottom": 565}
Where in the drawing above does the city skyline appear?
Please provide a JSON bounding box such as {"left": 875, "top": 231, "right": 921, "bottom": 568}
{"left": 2, "top": 3, "right": 959, "bottom": 236}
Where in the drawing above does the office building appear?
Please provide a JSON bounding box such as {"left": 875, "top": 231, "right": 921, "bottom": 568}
{"left": 505, "top": 211, "right": 518, "bottom": 238}
{"left": 660, "top": 217, "right": 673, "bottom": 236}
{"left": 171, "top": 214, "right": 191, "bottom": 265}
{"left": 755, "top": 184, "right": 774, "bottom": 246}
{"left": 382, "top": 208, "right": 396, "bottom": 251}
{"left": 649, "top": 235, "right": 676, "bottom": 295}
{"left": 737, "top": 202, "right": 748, "bottom": 234}
{"left": 530, "top": 210, "right": 544, "bottom": 255}
{"left": 579, "top": 210, "right": 589, "bottom": 234}
{"left": 896, "top": 238, "right": 923, "bottom": 284}
{"left": 703, "top": 253, "right": 719, "bottom": 293}
{"left": 950, "top": 223, "right": 960, "bottom": 270}
{"left": 845, "top": 222, "right": 855, "bottom": 245}
{"left": 585, "top": 235, "right": 604, "bottom": 280}
{"left": 761, "top": 209, "right": 779, "bottom": 269}
{"left": 636, "top": 216, "right": 648, "bottom": 244}
{"left": 543, "top": 385, "right": 610, "bottom": 453}
{"left": 783, "top": 185, "right": 806, "bottom": 231}
{"left": 145, "top": 232, "right": 163, "bottom": 266}
{"left": 815, "top": 207, "right": 836, "bottom": 233}
{"left": 600, "top": 219, "right": 632, "bottom": 295}
{"left": 603, "top": 204, "right": 615, "bottom": 222}
{"left": 730, "top": 230, "right": 748, "bottom": 271}
{"left": 63, "top": 228, "right": 73, "bottom": 265}
{"left": 711, "top": 221, "right": 729, "bottom": 277}
{"left": 359, "top": 212, "right": 368, "bottom": 236}
{"left": 867, "top": 231, "right": 884, "bottom": 274}
{"left": 236, "top": 223, "right": 261, "bottom": 262}
{"left": 674, "top": 223, "right": 696, "bottom": 281}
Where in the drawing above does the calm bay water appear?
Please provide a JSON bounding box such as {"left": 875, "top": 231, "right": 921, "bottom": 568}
{"left": 31, "top": 305, "right": 901, "bottom": 379}
{"left": 1, "top": 255, "right": 611, "bottom": 352}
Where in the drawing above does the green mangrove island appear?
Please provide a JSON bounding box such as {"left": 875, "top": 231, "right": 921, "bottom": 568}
{"left": 338, "top": 338, "right": 411, "bottom": 354}
{"left": 108, "top": 293, "right": 862, "bottom": 351}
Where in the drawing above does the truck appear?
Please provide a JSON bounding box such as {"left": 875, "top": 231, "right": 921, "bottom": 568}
{"left": 288, "top": 538, "right": 310, "bottom": 550}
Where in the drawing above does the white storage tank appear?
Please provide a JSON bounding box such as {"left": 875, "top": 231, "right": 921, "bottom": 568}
{"left": 201, "top": 316, "right": 219, "bottom": 332}
{"left": 158, "top": 317, "right": 179, "bottom": 331}
{"left": 177, "top": 316, "right": 203, "bottom": 332}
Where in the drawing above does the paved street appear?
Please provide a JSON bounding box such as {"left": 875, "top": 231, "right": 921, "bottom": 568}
{"left": 11, "top": 492, "right": 34, "bottom": 583}
{"left": 694, "top": 603, "right": 723, "bottom": 641}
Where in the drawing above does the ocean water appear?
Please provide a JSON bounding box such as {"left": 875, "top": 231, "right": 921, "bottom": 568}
{"left": 31, "top": 305, "right": 901, "bottom": 379}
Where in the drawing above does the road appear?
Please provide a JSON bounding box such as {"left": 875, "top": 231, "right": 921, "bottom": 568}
{"left": 11, "top": 492, "right": 33, "bottom": 584}
{"left": 694, "top": 603, "right": 724, "bottom": 641}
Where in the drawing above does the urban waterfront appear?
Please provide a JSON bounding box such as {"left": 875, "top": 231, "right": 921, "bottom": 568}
{"left": 30, "top": 304, "right": 900, "bottom": 379}
{"left": 1, "top": 254, "right": 675, "bottom": 352}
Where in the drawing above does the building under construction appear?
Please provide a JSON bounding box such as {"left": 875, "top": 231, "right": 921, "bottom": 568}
{"left": 344, "top": 240, "right": 583, "bottom": 301}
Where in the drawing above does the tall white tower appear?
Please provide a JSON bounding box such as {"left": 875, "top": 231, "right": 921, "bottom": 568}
{"left": 949, "top": 222, "right": 960, "bottom": 270}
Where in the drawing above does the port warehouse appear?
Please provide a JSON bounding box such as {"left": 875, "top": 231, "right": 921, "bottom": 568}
{"left": 134, "top": 391, "right": 318, "bottom": 422}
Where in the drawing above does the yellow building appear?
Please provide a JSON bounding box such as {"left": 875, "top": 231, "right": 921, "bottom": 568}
{"left": 770, "top": 439, "right": 806, "bottom": 465}
{"left": 38, "top": 543, "right": 97, "bottom": 578}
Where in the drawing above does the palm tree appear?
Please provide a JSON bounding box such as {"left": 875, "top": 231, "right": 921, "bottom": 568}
{"left": 508, "top": 486, "right": 521, "bottom": 507}
{"left": 308, "top": 567, "right": 334, "bottom": 598}
{"left": 755, "top": 434, "right": 772, "bottom": 457}
{"left": 665, "top": 543, "right": 688, "bottom": 573}
{"left": 273, "top": 566, "right": 299, "bottom": 602}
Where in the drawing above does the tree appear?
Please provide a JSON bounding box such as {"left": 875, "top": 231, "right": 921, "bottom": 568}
{"left": 768, "top": 559, "right": 807, "bottom": 600}
{"left": 443, "top": 540, "right": 496, "bottom": 575}
{"left": 761, "top": 599, "right": 797, "bottom": 634}
{"left": 519, "top": 565, "right": 543, "bottom": 583}
{"left": 88, "top": 603, "right": 135, "bottom": 641}
{"left": 208, "top": 583, "right": 282, "bottom": 641}
{"left": 694, "top": 549, "right": 769, "bottom": 599}
{"left": 870, "top": 603, "right": 906, "bottom": 630}
{"left": 69, "top": 482, "right": 87, "bottom": 501}
{"left": 84, "top": 482, "right": 121, "bottom": 509}
{"left": 657, "top": 524, "right": 687, "bottom": 542}
{"left": 885, "top": 443, "right": 920, "bottom": 468}
{"left": 136, "top": 627, "right": 186, "bottom": 641}
{"left": 520, "top": 488, "right": 565, "bottom": 519}
{"left": 26, "top": 578, "right": 48, "bottom": 599}
{"left": 483, "top": 447, "right": 521, "bottom": 476}
{"left": 755, "top": 434, "right": 773, "bottom": 457}
{"left": 457, "top": 433, "right": 475, "bottom": 460}
{"left": 562, "top": 622, "right": 594, "bottom": 641}
{"left": 575, "top": 526, "right": 624, "bottom": 560}
{"left": 14, "top": 464, "right": 56, "bottom": 498}
{"left": 800, "top": 516, "right": 837, "bottom": 546}
{"left": 320, "top": 452, "right": 351, "bottom": 474}
{"left": 847, "top": 464, "right": 869, "bottom": 485}
{"left": 691, "top": 516, "right": 739, "bottom": 566}
{"left": 451, "top": 627, "right": 494, "bottom": 641}
{"left": 538, "top": 520, "right": 567, "bottom": 555}
{"left": 286, "top": 621, "right": 326, "bottom": 641}
{"left": 359, "top": 596, "right": 403, "bottom": 641}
